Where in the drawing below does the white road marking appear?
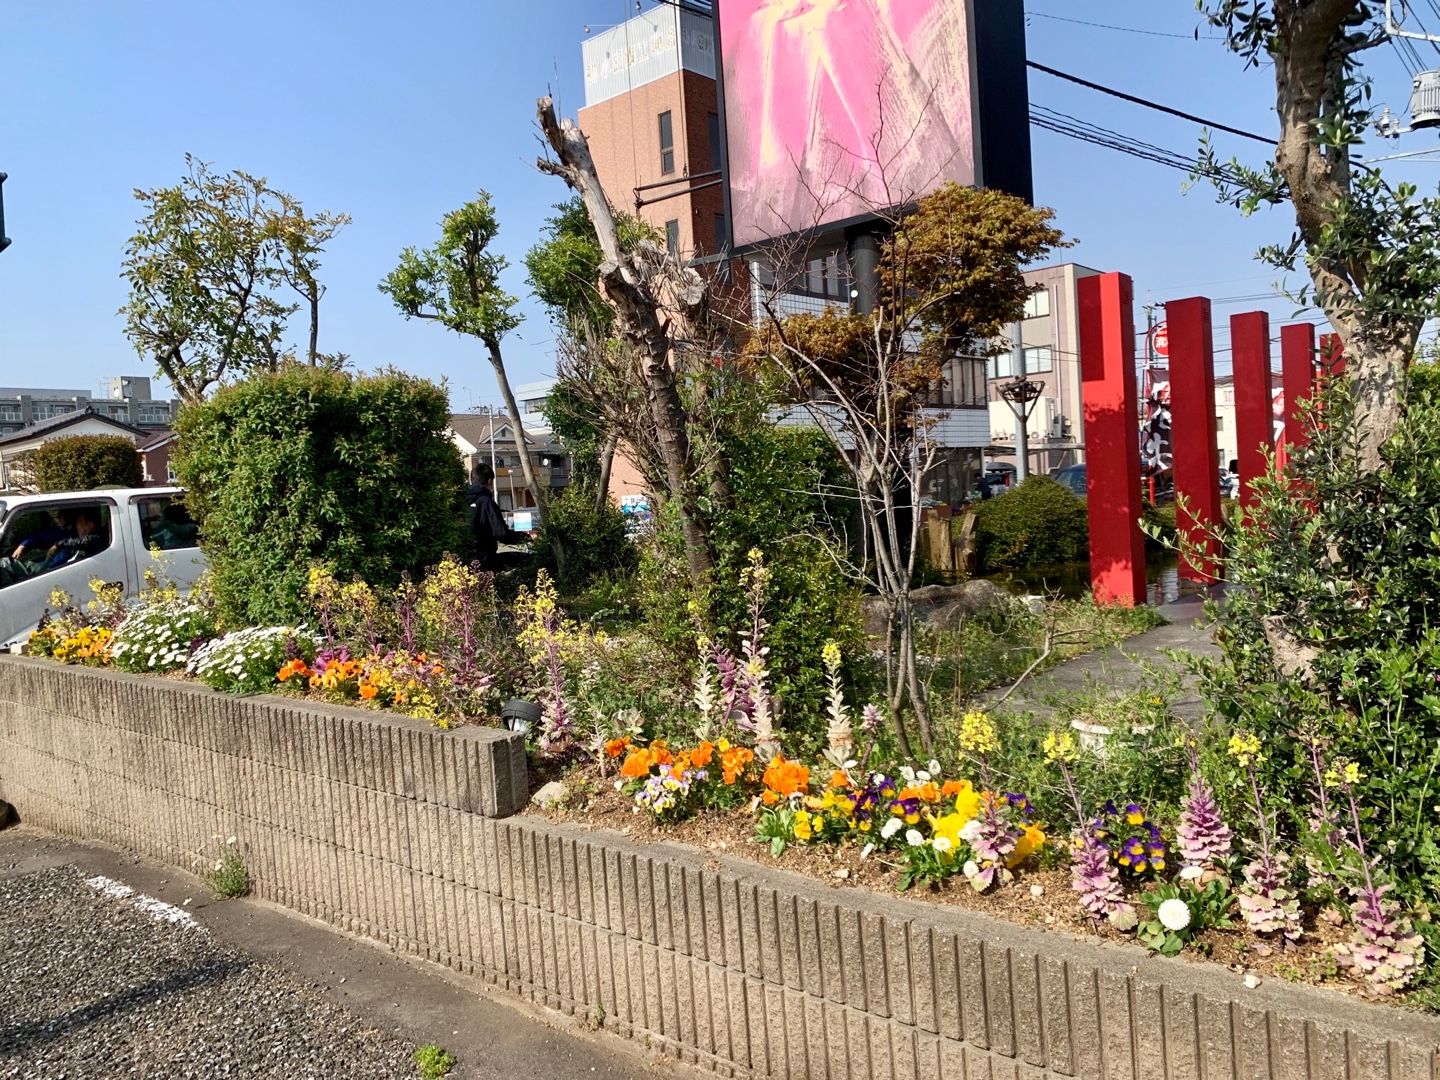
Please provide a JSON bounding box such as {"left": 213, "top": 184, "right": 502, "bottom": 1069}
{"left": 84, "top": 874, "right": 199, "bottom": 928}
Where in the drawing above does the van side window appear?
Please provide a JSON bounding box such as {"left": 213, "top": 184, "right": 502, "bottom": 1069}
{"left": 0, "top": 503, "right": 112, "bottom": 589}
{"left": 138, "top": 497, "right": 200, "bottom": 551}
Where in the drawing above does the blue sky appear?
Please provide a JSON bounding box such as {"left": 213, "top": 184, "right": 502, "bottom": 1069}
{"left": 1, "top": 1, "right": 1436, "bottom": 404}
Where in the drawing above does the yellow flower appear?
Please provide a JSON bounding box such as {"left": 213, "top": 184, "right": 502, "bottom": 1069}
{"left": 821, "top": 640, "right": 842, "bottom": 672}
{"left": 949, "top": 780, "right": 981, "bottom": 822}
{"left": 1323, "top": 758, "right": 1365, "bottom": 788}
{"left": 793, "top": 810, "right": 813, "bottom": 842}
{"left": 1008, "top": 824, "right": 1046, "bottom": 867}
{"left": 957, "top": 710, "right": 999, "bottom": 756}
{"left": 929, "top": 811, "right": 970, "bottom": 853}
{"left": 1042, "top": 731, "right": 1078, "bottom": 764}
{"left": 1227, "top": 731, "right": 1263, "bottom": 768}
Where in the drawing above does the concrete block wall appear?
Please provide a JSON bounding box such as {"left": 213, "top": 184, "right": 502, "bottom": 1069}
{"left": 1, "top": 655, "right": 1437, "bottom": 1079}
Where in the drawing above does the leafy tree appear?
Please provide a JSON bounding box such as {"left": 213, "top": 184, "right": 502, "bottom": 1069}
{"left": 172, "top": 366, "right": 466, "bottom": 626}
{"left": 29, "top": 435, "right": 142, "bottom": 492}
{"left": 744, "top": 181, "right": 1067, "bottom": 757}
{"left": 1199, "top": 1, "right": 1440, "bottom": 471}
{"left": 380, "top": 193, "right": 548, "bottom": 526}
{"left": 121, "top": 156, "right": 349, "bottom": 404}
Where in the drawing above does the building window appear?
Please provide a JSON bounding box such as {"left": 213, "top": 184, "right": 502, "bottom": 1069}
{"left": 796, "top": 250, "right": 846, "bottom": 300}
{"left": 990, "top": 352, "right": 1017, "bottom": 380}
{"left": 1023, "top": 345, "right": 1053, "bottom": 374}
{"left": 37, "top": 403, "right": 78, "bottom": 419}
{"left": 659, "top": 111, "right": 675, "bottom": 175}
{"left": 665, "top": 219, "right": 680, "bottom": 254}
{"left": 1024, "top": 289, "right": 1051, "bottom": 319}
{"left": 707, "top": 112, "right": 722, "bottom": 171}
{"left": 0, "top": 404, "right": 19, "bottom": 423}
{"left": 523, "top": 397, "right": 547, "bottom": 415}
{"left": 928, "top": 357, "right": 987, "bottom": 408}
{"left": 1215, "top": 415, "right": 1225, "bottom": 431}
{"left": 138, "top": 406, "right": 170, "bottom": 425}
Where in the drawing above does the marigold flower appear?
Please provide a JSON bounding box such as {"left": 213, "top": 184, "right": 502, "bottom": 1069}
{"left": 761, "top": 755, "right": 810, "bottom": 799}
{"left": 690, "top": 741, "right": 715, "bottom": 768}
{"left": 720, "top": 745, "right": 755, "bottom": 785}
{"left": 619, "top": 749, "right": 656, "bottom": 780}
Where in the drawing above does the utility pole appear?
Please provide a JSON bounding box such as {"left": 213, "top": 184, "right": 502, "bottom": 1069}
{"left": 1009, "top": 323, "right": 1028, "bottom": 480}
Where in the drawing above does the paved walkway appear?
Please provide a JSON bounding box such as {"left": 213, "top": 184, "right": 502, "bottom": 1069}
{"left": 985, "top": 590, "right": 1223, "bottom": 720}
{"left": 0, "top": 826, "right": 690, "bottom": 1080}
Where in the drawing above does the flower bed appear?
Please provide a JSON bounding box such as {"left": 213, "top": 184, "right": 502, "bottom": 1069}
{"left": 19, "top": 551, "right": 1436, "bottom": 1007}
{"left": 3, "top": 653, "right": 1438, "bottom": 1080}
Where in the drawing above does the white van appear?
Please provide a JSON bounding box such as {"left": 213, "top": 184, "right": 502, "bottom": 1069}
{"left": 0, "top": 487, "right": 206, "bottom": 650}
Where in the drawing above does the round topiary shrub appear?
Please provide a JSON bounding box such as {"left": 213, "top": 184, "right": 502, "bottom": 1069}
{"left": 29, "top": 435, "right": 143, "bottom": 492}
{"left": 173, "top": 366, "right": 468, "bottom": 627}
{"left": 974, "top": 474, "right": 1089, "bottom": 572}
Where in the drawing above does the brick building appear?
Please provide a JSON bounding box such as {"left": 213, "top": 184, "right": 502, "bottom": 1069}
{"left": 578, "top": 4, "right": 726, "bottom": 259}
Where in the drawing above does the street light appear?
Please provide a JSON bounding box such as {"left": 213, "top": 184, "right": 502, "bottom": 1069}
{"left": 0, "top": 173, "right": 11, "bottom": 254}
{"left": 999, "top": 376, "right": 1046, "bottom": 482}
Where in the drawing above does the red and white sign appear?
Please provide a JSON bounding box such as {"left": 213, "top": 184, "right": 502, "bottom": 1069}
{"left": 1151, "top": 323, "right": 1170, "bottom": 359}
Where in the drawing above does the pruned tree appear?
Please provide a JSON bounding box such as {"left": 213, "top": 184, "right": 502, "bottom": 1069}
{"left": 121, "top": 156, "right": 349, "bottom": 404}
{"left": 379, "top": 193, "right": 548, "bottom": 526}
{"left": 1199, "top": 1, "right": 1440, "bottom": 470}
{"left": 536, "top": 96, "right": 720, "bottom": 585}
{"left": 525, "top": 197, "right": 665, "bottom": 512}
{"left": 744, "top": 182, "right": 1067, "bottom": 757}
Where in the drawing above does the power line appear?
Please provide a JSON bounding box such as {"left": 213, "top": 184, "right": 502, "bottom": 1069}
{"left": 1028, "top": 105, "right": 1246, "bottom": 183}
{"left": 1027, "top": 61, "right": 1272, "bottom": 144}
{"left": 1026, "top": 10, "right": 1213, "bottom": 40}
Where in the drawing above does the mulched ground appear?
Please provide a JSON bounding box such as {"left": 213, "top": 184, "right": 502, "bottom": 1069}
{"left": 0, "top": 865, "right": 418, "bottom": 1079}
{"left": 536, "top": 779, "right": 1367, "bottom": 1000}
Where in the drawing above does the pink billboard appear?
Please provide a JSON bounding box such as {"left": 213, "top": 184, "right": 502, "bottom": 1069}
{"left": 718, "top": 0, "right": 978, "bottom": 249}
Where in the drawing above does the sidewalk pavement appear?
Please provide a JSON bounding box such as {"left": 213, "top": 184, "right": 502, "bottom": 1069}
{"left": 0, "top": 825, "right": 694, "bottom": 1080}
{"left": 985, "top": 591, "right": 1224, "bottom": 721}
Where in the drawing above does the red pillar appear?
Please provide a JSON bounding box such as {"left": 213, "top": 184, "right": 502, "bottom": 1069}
{"left": 1230, "top": 311, "right": 1273, "bottom": 511}
{"left": 1280, "top": 323, "right": 1316, "bottom": 453}
{"left": 1166, "top": 297, "right": 1223, "bottom": 582}
{"left": 1320, "top": 332, "right": 1346, "bottom": 377}
{"left": 1079, "top": 272, "right": 1146, "bottom": 607}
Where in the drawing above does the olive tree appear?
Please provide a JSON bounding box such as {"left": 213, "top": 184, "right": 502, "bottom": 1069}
{"left": 1199, "top": 0, "right": 1440, "bottom": 471}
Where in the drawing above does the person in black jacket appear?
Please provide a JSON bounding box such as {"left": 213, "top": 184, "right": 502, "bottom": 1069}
{"left": 468, "top": 464, "right": 509, "bottom": 570}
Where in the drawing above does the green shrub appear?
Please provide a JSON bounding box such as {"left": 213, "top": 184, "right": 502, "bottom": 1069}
{"left": 1199, "top": 374, "right": 1440, "bottom": 919}
{"left": 173, "top": 367, "right": 467, "bottom": 626}
{"left": 974, "top": 475, "right": 1089, "bottom": 571}
{"left": 638, "top": 421, "right": 865, "bottom": 747}
{"left": 29, "top": 435, "right": 142, "bottom": 492}
{"left": 532, "top": 484, "right": 636, "bottom": 593}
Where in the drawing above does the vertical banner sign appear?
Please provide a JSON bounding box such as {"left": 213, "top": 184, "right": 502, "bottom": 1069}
{"left": 1078, "top": 272, "right": 1146, "bottom": 607}
{"left": 1166, "top": 297, "right": 1223, "bottom": 582}
{"left": 1230, "top": 311, "right": 1274, "bottom": 513}
{"left": 1280, "top": 323, "right": 1317, "bottom": 454}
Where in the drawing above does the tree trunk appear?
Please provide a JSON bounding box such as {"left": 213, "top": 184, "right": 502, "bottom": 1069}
{"left": 595, "top": 432, "right": 617, "bottom": 514}
{"left": 536, "top": 95, "right": 714, "bottom": 585}
{"left": 484, "top": 337, "right": 549, "bottom": 528}
{"left": 307, "top": 290, "right": 320, "bottom": 365}
{"left": 1335, "top": 330, "right": 1410, "bottom": 472}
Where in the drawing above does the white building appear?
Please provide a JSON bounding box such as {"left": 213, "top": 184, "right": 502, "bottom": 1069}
{"left": 0, "top": 376, "right": 176, "bottom": 438}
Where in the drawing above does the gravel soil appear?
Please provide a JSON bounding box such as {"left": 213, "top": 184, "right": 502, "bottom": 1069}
{"left": 0, "top": 865, "right": 417, "bottom": 1079}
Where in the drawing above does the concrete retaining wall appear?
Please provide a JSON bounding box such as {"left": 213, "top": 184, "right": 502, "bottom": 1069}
{"left": 2, "top": 655, "right": 1437, "bottom": 1079}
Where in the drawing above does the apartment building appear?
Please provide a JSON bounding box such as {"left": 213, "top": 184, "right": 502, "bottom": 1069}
{"left": 0, "top": 376, "right": 176, "bottom": 437}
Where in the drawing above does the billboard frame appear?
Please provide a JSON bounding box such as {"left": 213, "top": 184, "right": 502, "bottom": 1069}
{"left": 713, "top": 0, "right": 1033, "bottom": 257}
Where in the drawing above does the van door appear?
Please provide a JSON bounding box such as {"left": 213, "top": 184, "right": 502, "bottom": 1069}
{"left": 130, "top": 493, "right": 205, "bottom": 591}
{"left": 0, "top": 498, "right": 124, "bottom": 646}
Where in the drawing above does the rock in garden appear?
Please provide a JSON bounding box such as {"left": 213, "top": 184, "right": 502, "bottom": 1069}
{"left": 530, "top": 781, "right": 569, "bottom": 810}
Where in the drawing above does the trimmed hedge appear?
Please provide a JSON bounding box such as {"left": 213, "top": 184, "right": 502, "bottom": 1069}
{"left": 973, "top": 474, "right": 1089, "bottom": 572}
{"left": 173, "top": 367, "right": 467, "bottom": 626}
{"left": 30, "top": 435, "right": 142, "bottom": 492}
